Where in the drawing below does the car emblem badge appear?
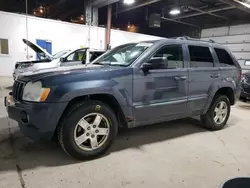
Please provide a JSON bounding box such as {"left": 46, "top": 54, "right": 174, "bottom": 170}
{"left": 95, "top": 105, "right": 101, "bottom": 111}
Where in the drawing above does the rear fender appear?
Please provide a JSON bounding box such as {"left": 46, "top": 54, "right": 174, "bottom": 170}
{"left": 202, "top": 81, "right": 235, "bottom": 114}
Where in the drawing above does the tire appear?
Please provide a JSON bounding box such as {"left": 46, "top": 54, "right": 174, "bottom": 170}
{"left": 58, "top": 100, "right": 118, "bottom": 160}
{"left": 201, "top": 95, "right": 231, "bottom": 131}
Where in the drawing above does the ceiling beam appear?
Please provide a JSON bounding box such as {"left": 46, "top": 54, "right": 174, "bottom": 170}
{"left": 172, "top": 6, "right": 234, "bottom": 20}
{"left": 161, "top": 17, "right": 200, "bottom": 29}
{"left": 188, "top": 6, "right": 229, "bottom": 21}
{"left": 92, "top": 0, "right": 120, "bottom": 8}
{"left": 114, "top": 0, "right": 162, "bottom": 14}
{"left": 219, "top": 0, "right": 250, "bottom": 13}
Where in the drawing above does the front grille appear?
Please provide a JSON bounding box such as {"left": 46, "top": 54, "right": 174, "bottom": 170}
{"left": 12, "top": 81, "right": 25, "bottom": 101}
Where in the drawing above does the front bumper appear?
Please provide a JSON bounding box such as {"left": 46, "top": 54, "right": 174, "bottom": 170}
{"left": 5, "top": 95, "right": 68, "bottom": 140}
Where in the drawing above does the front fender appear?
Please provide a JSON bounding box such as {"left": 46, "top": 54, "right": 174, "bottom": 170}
{"left": 47, "top": 79, "right": 132, "bottom": 115}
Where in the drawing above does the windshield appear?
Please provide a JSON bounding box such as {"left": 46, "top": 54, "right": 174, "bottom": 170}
{"left": 52, "top": 50, "right": 71, "bottom": 59}
{"left": 92, "top": 42, "right": 153, "bottom": 66}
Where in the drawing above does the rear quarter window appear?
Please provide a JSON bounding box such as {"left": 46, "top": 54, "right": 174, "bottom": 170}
{"left": 214, "top": 48, "right": 235, "bottom": 67}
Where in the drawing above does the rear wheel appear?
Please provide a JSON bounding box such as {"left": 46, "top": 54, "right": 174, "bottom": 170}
{"left": 58, "top": 101, "right": 118, "bottom": 160}
{"left": 201, "top": 95, "right": 231, "bottom": 130}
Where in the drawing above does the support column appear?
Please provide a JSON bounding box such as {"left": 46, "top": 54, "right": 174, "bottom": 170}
{"left": 85, "top": 2, "right": 99, "bottom": 26}
{"left": 92, "top": 7, "right": 99, "bottom": 26}
{"left": 105, "top": 5, "right": 112, "bottom": 50}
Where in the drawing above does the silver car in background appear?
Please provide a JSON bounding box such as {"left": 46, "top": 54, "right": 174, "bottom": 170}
{"left": 13, "top": 39, "right": 105, "bottom": 79}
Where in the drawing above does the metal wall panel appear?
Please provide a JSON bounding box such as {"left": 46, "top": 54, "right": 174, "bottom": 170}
{"left": 205, "top": 35, "right": 250, "bottom": 44}
{"left": 233, "top": 52, "right": 250, "bottom": 60}
{"left": 201, "top": 27, "right": 229, "bottom": 37}
{"left": 202, "top": 25, "right": 250, "bottom": 70}
{"left": 229, "top": 24, "right": 250, "bottom": 35}
{"left": 223, "top": 43, "right": 250, "bottom": 52}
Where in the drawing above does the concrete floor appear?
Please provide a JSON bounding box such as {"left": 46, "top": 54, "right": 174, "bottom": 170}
{"left": 0, "top": 77, "right": 250, "bottom": 188}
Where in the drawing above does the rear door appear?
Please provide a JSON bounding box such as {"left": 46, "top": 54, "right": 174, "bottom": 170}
{"left": 214, "top": 47, "right": 240, "bottom": 86}
{"left": 187, "top": 44, "right": 220, "bottom": 115}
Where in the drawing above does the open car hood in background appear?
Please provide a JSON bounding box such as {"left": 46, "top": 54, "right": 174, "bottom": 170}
{"left": 22, "top": 39, "right": 53, "bottom": 59}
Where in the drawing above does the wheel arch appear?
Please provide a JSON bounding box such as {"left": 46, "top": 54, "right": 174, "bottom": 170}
{"left": 203, "top": 86, "right": 235, "bottom": 114}
{"left": 58, "top": 93, "right": 128, "bottom": 130}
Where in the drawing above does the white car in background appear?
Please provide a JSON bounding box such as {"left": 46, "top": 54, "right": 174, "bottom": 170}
{"left": 13, "top": 39, "right": 105, "bottom": 79}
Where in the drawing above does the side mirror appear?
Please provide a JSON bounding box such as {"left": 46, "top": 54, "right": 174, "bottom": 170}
{"left": 60, "top": 57, "right": 66, "bottom": 62}
{"left": 141, "top": 57, "right": 167, "bottom": 72}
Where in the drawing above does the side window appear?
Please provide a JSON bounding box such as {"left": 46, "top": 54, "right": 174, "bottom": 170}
{"left": 89, "top": 52, "right": 100, "bottom": 62}
{"left": 66, "top": 50, "right": 86, "bottom": 62}
{"left": 188, "top": 45, "right": 214, "bottom": 68}
{"left": 0, "top": 38, "right": 9, "bottom": 55}
{"left": 214, "top": 48, "right": 235, "bottom": 67}
{"left": 149, "top": 45, "right": 184, "bottom": 69}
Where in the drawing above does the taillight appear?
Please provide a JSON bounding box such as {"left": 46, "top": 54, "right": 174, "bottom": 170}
{"left": 239, "top": 71, "right": 242, "bottom": 80}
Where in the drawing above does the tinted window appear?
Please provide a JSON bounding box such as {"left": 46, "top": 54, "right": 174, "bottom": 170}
{"left": 149, "top": 45, "right": 183, "bottom": 69}
{"left": 188, "top": 46, "right": 214, "bottom": 68}
{"left": 89, "top": 52, "right": 104, "bottom": 62}
{"left": 214, "top": 48, "right": 235, "bottom": 67}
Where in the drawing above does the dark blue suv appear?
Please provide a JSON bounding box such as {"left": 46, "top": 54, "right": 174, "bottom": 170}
{"left": 5, "top": 37, "right": 241, "bottom": 160}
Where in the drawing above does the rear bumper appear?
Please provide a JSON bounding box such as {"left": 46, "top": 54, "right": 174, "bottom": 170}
{"left": 240, "top": 90, "right": 250, "bottom": 99}
{"left": 240, "top": 83, "right": 250, "bottom": 99}
{"left": 5, "top": 96, "right": 68, "bottom": 140}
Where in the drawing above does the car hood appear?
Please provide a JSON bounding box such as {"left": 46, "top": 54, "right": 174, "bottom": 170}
{"left": 23, "top": 39, "right": 53, "bottom": 59}
{"left": 17, "top": 64, "right": 122, "bottom": 83}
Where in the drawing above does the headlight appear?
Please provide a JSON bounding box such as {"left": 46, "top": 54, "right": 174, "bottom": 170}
{"left": 22, "top": 81, "right": 51, "bottom": 102}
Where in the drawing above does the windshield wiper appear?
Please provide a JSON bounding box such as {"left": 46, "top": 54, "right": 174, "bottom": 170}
{"left": 93, "top": 62, "right": 127, "bottom": 67}
{"left": 108, "top": 63, "right": 127, "bottom": 67}
{"left": 93, "top": 62, "right": 105, "bottom": 65}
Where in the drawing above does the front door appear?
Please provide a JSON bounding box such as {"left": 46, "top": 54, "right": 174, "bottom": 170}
{"left": 133, "top": 44, "right": 188, "bottom": 126}
{"left": 61, "top": 49, "right": 86, "bottom": 67}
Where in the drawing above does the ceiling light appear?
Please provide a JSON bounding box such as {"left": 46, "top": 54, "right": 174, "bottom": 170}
{"left": 124, "top": 0, "right": 135, "bottom": 5}
{"left": 169, "top": 8, "right": 181, "bottom": 15}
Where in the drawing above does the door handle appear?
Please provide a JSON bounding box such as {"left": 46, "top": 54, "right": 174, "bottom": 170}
{"left": 210, "top": 73, "right": 220, "bottom": 78}
{"left": 175, "top": 76, "right": 187, "bottom": 81}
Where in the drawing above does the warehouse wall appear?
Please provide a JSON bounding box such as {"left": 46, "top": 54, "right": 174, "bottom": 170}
{"left": 201, "top": 24, "right": 250, "bottom": 71}
{"left": 0, "top": 11, "right": 164, "bottom": 76}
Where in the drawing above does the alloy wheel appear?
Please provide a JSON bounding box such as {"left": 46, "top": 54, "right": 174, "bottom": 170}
{"left": 74, "top": 113, "right": 110, "bottom": 151}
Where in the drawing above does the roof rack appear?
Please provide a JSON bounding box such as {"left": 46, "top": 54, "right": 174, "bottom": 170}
{"left": 175, "top": 36, "right": 215, "bottom": 43}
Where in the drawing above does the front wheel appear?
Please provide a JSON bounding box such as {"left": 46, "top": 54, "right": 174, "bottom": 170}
{"left": 201, "top": 95, "right": 231, "bottom": 130}
{"left": 58, "top": 101, "right": 118, "bottom": 160}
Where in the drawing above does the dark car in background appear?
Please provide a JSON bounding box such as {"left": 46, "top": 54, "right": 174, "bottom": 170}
{"left": 240, "top": 71, "right": 250, "bottom": 101}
